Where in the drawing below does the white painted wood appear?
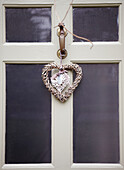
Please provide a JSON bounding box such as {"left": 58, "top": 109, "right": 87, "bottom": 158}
{"left": 71, "top": 163, "right": 123, "bottom": 169}
{"left": 2, "top": 164, "right": 54, "bottom": 169}
{"left": 0, "top": 0, "right": 124, "bottom": 170}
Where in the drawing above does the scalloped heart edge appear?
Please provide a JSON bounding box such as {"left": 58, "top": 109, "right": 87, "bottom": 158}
{"left": 42, "top": 62, "right": 83, "bottom": 103}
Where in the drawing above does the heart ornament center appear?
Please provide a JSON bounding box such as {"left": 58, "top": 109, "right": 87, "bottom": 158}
{"left": 42, "top": 62, "right": 82, "bottom": 102}
{"left": 51, "top": 70, "right": 70, "bottom": 93}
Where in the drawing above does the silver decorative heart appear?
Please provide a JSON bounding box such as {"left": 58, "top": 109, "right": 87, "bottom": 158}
{"left": 42, "top": 62, "right": 82, "bottom": 102}
{"left": 51, "top": 72, "right": 70, "bottom": 92}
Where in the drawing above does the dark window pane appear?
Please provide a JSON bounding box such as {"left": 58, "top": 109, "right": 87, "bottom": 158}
{"left": 6, "top": 8, "right": 51, "bottom": 42}
{"left": 6, "top": 64, "right": 51, "bottom": 164}
{"left": 73, "top": 7, "right": 119, "bottom": 42}
{"left": 73, "top": 64, "right": 119, "bottom": 163}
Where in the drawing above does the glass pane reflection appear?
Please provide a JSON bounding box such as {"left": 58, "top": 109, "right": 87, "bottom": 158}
{"left": 73, "top": 7, "right": 119, "bottom": 42}
{"left": 73, "top": 64, "right": 119, "bottom": 163}
{"left": 6, "top": 8, "right": 51, "bottom": 42}
{"left": 6, "top": 64, "right": 51, "bottom": 163}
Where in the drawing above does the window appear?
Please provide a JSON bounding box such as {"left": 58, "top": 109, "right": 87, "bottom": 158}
{"left": 6, "top": 7, "right": 51, "bottom": 42}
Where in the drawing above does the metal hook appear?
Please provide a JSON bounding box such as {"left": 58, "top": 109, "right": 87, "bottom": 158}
{"left": 57, "top": 23, "right": 68, "bottom": 59}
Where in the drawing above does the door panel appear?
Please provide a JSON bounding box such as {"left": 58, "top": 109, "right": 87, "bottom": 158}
{"left": 6, "top": 7, "right": 51, "bottom": 42}
{"left": 6, "top": 64, "right": 51, "bottom": 164}
{"left": 73, "top": 63, "right": 119, "bottom": 163}
{"left": 73, "top": 7, "right": 119, "bottom": 42}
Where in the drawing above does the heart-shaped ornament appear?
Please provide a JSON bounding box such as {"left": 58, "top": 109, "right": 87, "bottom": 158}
{"left": 51, "top": 70, "right": 70, "bottom": 93}
{"left": 42, "top": 62, "right": 82, "bottom": 102}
